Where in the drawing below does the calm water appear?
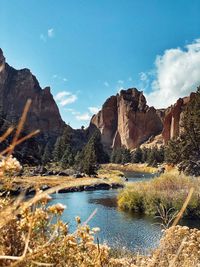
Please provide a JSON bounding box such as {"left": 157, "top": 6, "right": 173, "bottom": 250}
{"left": 49, "top": 172, "right": 200, "bottom": 252}
{"left": 50, "top": 172, "right": 162, "bottom": 252}
{"left": 124, "top": 171, "right": 155, "bottom": 182}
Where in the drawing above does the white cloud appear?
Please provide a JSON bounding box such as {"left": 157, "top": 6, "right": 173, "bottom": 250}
{"left": 76, "top": 113, "right": 90, "bottom": 121}
{"left": 104, "top": 81, "right": 109, "bottom": 87}
{"left": 146, "top": 38, "right": 200, "bottom": 108}
{"left": 128, "top": 77, "right": 133, "bottom": 82}
{"left": 48, "top": 28, "right": 55, "bottom": 38}
{"left": 55, "top": 91, "right": 77, "bottom": 106}
{"left": 88, "top": 107, "right": 100, "bottom": 114}
{"left": 139, "top": 71, "right": 150, "bottom": 91}
{"left": 63, "top": 78, "right": 68, "bottom": 82}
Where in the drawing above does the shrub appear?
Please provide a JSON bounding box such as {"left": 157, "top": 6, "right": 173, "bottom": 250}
{"left": 118, "top": 171, "right": 200, "bottom": 218}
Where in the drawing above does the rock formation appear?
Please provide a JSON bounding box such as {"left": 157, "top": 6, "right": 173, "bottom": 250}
{"left": 0, "top": 48, "right": 65, "bottom": 137}
{"left": 162, "top": 93, "right": 196, "bottom": 144}
{"left": 91, "top": 88, "right": 164, "bottom": 150}
{"left": 0, "top": 48, "right": 196, "bottom": 161}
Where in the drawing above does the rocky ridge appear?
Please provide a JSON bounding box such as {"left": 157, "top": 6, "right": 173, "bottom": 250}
{"left": 90, "top": 88, "right": 195, "bottom": 150}
{"left": 0, "top": 48, "right": 195, "bottom": 158}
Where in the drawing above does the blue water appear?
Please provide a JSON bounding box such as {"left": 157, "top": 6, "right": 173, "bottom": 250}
{"left": 50, "top": 181, "right": 162, "bottom": 252}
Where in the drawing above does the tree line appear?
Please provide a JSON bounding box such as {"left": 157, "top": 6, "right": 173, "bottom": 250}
{"left": 40, "top": 87, "right": 200, "bottom": 176}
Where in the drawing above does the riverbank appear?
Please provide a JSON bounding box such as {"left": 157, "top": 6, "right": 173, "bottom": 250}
{"left": 0, "top": 168, "right": 125, "bottom": 196}
{"left": 118, "top": 169, "right": 200, "bottom": 218}
{"left": 102, "top": 163, "right": 157, "bottom": 174}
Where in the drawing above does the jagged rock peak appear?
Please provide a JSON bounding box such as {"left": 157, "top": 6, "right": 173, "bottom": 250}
{"left": 0, "top": 48, "right": 5, "bottom": 72}
{"left": 91, "top": 87, "right": 163, "bottom": 150}
{"left": 0, "top": 48, "right": 65, "bottom": 137}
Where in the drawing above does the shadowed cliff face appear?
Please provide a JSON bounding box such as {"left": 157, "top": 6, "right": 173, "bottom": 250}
{"left": 0, "top": 49, "right": 64, "bottom": 137}
{"left": 91, "top": 88, "right": 164, "bottom": 150}
{"left": 162, "top": 93, "right": 196, "bottom": 144}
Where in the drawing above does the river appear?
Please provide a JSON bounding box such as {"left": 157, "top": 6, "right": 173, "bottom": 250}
{"left": 50, "top": 172, "right": 162, "bottom": 253}
{"left": 49, "top": 171, "right": 200, "bottom": 252}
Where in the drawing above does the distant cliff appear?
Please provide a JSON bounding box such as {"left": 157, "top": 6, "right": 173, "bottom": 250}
{"left": 0, "top": 48, "right": 65, "bottom": 137}
{"left": 90, "top": 88, "right": 195, "bottom": 150}
{"left": 0, "top": 48, "right": 195, "bottom": 161}
{"left": 162, "top": 93, "right": 196, "bottom": 144}
{"left": 90, "top": 88, "right": 163, "bottom": 150}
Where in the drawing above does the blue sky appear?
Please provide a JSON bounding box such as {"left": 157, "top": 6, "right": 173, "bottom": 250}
{"left": 1, "top": 0, "right": 200, "bottom": 128}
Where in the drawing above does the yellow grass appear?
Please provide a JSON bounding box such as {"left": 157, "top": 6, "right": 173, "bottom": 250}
{"left": 102, "top": 163, "right": 157, "bottom": 174}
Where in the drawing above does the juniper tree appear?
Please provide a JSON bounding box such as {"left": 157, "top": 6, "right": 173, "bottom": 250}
{"left": 131, "top": 147, "right": 142, "bottom": 163}
{"left": 61, "top": 145, "right": 74, "bottom": 168}
{"left": 42, "top": 143, "right": 52, "bottom": 165}
{"left": 166, "top": 87, "right": 200, "bottom": 175}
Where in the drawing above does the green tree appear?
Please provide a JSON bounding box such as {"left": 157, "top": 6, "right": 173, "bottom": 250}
{"left": 53, "top": 126, "right": 72, "bottom": 163}
{"left": 166, "top": 87, "right": 200, "bottom": 175}
{"left": 52, "top": 137, "right": 63, "bottom": 162}
{"left": 131, "top": 147, "right": 142, "bottom": 163}
{"left": 121, "top": 147, "right": 131, "bottom": 164}
{"left": 75, "top": 130, "right": 108, "bottom": 175}
{"left": 61, "top": 145, "right": 74, "bottom": 168}
{"left": 42, "top": 143, "right": 52, "bottom": 165}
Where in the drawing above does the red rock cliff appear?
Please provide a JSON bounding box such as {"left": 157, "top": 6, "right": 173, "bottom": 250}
{"left": 162, "top": 93, "right": 196, "bottom": 143}
{"left": 91, "top": 88, "right": 163, "bottom": 150}
{"left": 0, "top": 48, "right": 64, "bottom": 137}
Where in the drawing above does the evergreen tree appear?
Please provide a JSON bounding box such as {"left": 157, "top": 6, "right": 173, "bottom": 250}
{"left": 166, "top": 87, "right": 200, "bottom": 175}
{"left": 52, "top": 137, "right": 63, "bottom": 162}
{"left": 75, "top": 130, "right": 109, "bottom": 175}
{"left": 42, "top": 143, "right": 52, "bottom": 165}
{"left": 53, "top": 126, "right": 72, "bottom": 163}
{"left": 111, "top": 148, "right": 122, "bottom": 164}
{"left": 141, "top": 147, "right": 148, "bottom": 163}
{"left": 61, "top": 145, "right": 74, "bottom": 168}
{"left": 131, "top": 147, "right": 142, "bottom": 163}
{"left": 121, "top": 147, "right": 131, "bottom": 164}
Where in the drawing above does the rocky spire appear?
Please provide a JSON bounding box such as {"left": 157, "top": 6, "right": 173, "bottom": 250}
{"left": 0, "top": 48, "right": 5, "bottom": 72}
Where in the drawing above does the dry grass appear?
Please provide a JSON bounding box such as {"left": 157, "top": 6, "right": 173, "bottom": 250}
{"left": 102, "top": 163, "right": 157, "bottom": 174}
{"left": 118, "top": 169, "right": 200, "bottom": 218}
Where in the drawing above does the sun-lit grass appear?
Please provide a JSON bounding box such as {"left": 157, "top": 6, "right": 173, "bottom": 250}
{"left": 118, "top": 170, "right": 200, "bottom": 218}
{"left": 102, "top": 163, "right": 157, "bottom": 174}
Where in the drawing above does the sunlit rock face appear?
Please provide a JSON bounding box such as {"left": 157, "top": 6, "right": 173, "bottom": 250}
{"left": 91, "top": 88, "right": 163, "bottom": 150}
{"left": 91, "top": 87, "right": 196, "bottom": 150}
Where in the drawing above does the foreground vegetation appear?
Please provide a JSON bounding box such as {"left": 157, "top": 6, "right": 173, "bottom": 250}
{"left": 1, "top": 100, "right": 200, "bottom": 266}
{"left": 118, "top": 170, "right": 200, "bottom": 218}
{"left": 1, "top": 190, "right": 200, "bottom": 267}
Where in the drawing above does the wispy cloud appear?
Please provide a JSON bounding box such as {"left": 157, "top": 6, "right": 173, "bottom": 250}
{"left": 40, "top": 28, "right": 55, "bottom": 42}
{"left": 75, "top": 113, "right": 90, "bottom": 121}
{"left": 146, "top": 38, "right": 200, "bottom": 108}
{"left": 47, "top": 28, "right": 55, "bottom": 38}
{"left": 55, "top": 91, "right": 77, "bottom": 106}
{"left": 52, "top": 74, "right": 68, "bottom": 82}
{"left": 88, "top": 107, "right": 100, "bottom": 114}
{"left": 104, "top": 81, "right": 109, "bottom": 87}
